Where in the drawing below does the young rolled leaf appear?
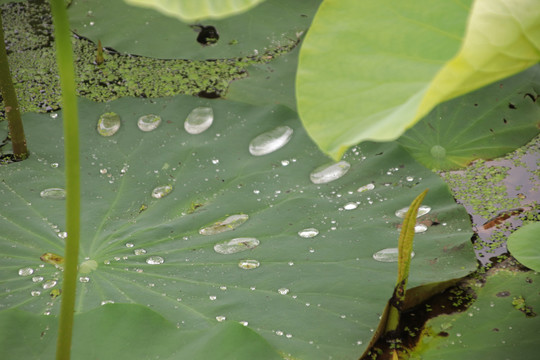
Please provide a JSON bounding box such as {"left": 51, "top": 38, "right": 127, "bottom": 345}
{"left": 296, "top": 0, "right": 540, "bottom": 160}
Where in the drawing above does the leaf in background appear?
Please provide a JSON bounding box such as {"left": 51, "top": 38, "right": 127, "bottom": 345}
{"left": 68, "top": 0, "right": 321, "bottom": 60}
{"left": 0, "top": 96, "right": 476, "bottom": 359}
{"left": 123, "top": 0, "right": 266, "bottom": 22}
{"left": 296, "top": 0, "right": 540, "bottom": 160}
{"left": 507, "top": 222, "right": 540, "bottom": 272}
{"left": 0, "top": 304, "right": 282, "bottom": 360}
{"left": 410, "top": 270, "right": 540, "bottom": 359}
{"left": 398, "top": 65, "right": 540, "bottom": 170}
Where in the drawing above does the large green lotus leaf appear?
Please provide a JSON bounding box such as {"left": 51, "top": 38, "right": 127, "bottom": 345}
{"left": 398, "top": 65, "right": 540, "bottom": 170}
{"left": 123, "top": 0, "right": 265, "bottom": 22}
{"left": 0, "top": 96, "right": 476, "bottom": 359}
{"left": 411, "top": 270, "right": 540, "bottom": 360}
{"left": 296, "top": 0, "right": 540, "bottom": 160}
{"left": 0, "top": 304, "right": 282, "bottom": 359}
{"left": 507, "top": 222, "right": 540, "bottom": 272}
{"left": 67, "top": 0, "right": 320, "bottom": 60}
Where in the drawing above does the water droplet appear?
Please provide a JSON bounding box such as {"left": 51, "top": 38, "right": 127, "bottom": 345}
{"left": 137, "top": 114, "right": 162, "bottom": 132}
{"left": 357, "top": 183, "right": 375, "bottom": 192}
{"left": 216, "top": 316, "right": 226, "bottom": 322}
{"left": 58, "top": 231, "right": 68, "bottom": 239}
{"left": 101, "top": 300, "right": 115, "bottom": 305}
{"left": 31, "top": 290, "right": 41, "bottom": 297}
{"left": 146, "top": 256, "right": 164, "bottom": 265}
{"left": 18, "top": 267, "right": 34, "bottom": 276}
{"left": 286, "top": 334, "right": 293, "bottom": 338}
{"left": 343, "top": 202, "right": 358, "bottom": 210}
{"left": 211, "top": 158, "right": 220, "bottom": 165}
{"left": 42, "top": 280, "right": 57, "bottom": 289}
{"left": 126, "top": 243, "right": 134, "bottom": 248}
{"left": 40, "top": 188, "right": 66, "bottom": 200}
{"left": 276, "top": 330, "right": 284, "bottom": 336}
{"left": 310, "top": 161, "right": 351, "bottom": 184}
{"left": 32, "top": 276, "right": 44, "bottom": 283}
{"left": 219, "top": 286, "right": 227, "bottom": 291}
{"left": 395, "top": 205, "right": 431, "bottom": 218}
{"left": 278, "top": 288, "right": 290, "bottom": 295}
{"left": 238, "top": 259, "right": 260, "bottom": 270}
{"left": 79, "top": 259, "right": 98, "bottom": 274}
{"left": 199, "top": 214, "right": 249, "bottom": 235}
{"left": 209, "top": 295, "right": 217, "bottom": 300}
{"left": 97, "top": 112, "right": 121, "bottom": 136}
{"left": 79, "top": 276, "right": 90, "bottom": 283}
{"left": 51, "top": 163, "right": 59, "bottom": 168}
{"left": 298, "top": 228, "right": 319, "bottom": 238}
{"left": 373, "top": 248, "right": 415, "bottom": 262}
{"left": 134, "top": 249, "right": 147, "bottom": 255}
{"left": 99, "top": 168, "right": 107, "bottom": 175}
{"left": 430, "top": 145, "right": 446, "bottom": 160}
{"left": 50, "top": 113, "right": 58, "bottom": 119}
{"left": 152, "top": 185, "right": 173, "bottom": 199}
{"left": 249, "top": 126, "right": 293, "bottom": 156}
{"left": 414, "top": 224, "right": 428, "bottom": 233}
{"left": 184, "top": 107, "right": 213, "bottom": 134}
{"left": 281, "top": 160, "right": 290, "bottom": 166}
{"left": 239, "top": 321, "right": 249, "bottom": 326}
{"left": 406, "top": 176, "right": 414, "bottom": 182}
{"left": 213, "top": 238, "right": 260, "bottom": 256}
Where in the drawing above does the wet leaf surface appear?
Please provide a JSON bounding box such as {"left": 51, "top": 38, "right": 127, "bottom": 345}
{"left": 0, "top": 95, "right": 476, "bottom": 359}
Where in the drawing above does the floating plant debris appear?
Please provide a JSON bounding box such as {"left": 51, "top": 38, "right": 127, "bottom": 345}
{"left": 249, "top": 125, "right": 294, "bottom": 156}
{"left": 238, "top": 259, "right": 260, "bottom": 270}
{"left": 199, "top": 214, "right": 249, "bottom": 235}
{"left": 184, "top": 106, "right": 214, "bottom": 134}
{"left": 40, "top": 252, "right": 64, "bottom": 266}
{"left": 310, "top": 161, "right": 351, "bottom": 184}
{"left": 214, "top": 237, "right": 260, "bottom": 254}
{"left": 151, "top": 185, "right": 173, "bottom": 199}
{"left": 97, "top": 112, "right": 121, "bottom": 136}
{"left": 40, "top": 188, "right": 66, "bottom": 200}
{"left": 137, "top": 114, "right": 162, "bottom": 132}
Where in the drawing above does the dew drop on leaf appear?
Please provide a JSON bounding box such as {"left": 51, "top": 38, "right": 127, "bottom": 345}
{"left": 373, "top": 248, "right": 415, "bottom": 262}
{"left": 42, "top": 280, "right": 57, "bottom": 289}
{"left": 184, "top": 106, "right": 214, "bottom": 134}
{"left": 310, "top": 161, "right": 351, "bottom": 184}
{"left": 79, "top": 259, "right": 98, "bottom": 274}
{"left": 18, "top": 267, "right": 34, "bottom": 276}
{"left": 134, "top": 249, "right": 147, "bottom": 255}
{"left": 248, "top": 125, "right": 293, "bottom": 156}
{"left": 146, "top": 256, "right": 164, "bottom": 265}
{"left": 278, "top": 288, "right": 290, "bottom": 295}
{"left": 298, "top": 228, "right": 319, "bottom": 238}
{"left": 395, "top": 205, "right": 431, "bottom": 218}
{"left": 414, "top": 224, "right": 428, "bottom": 233}
{"left": 151, "top": 185, "right": 173, "bottom": 199}
{"left": 32, "top": 276, "right": 44, "bottom": 283}
{"left": 40, "top": 188, "right": 66, "bottom": 200}
{"left": 101, "top": 300, "right": 115, "bottom": 305}
{"left": 238, "top": 259, "right": 260, "bottom": 270}
{"left": 239, "top": 321, "right": 248, "bottom": 326}
{"left": 79, "top": 276, "right": 90, "bottom": 283}
{"left": 97, "top": 112, "right": 121, "bottom": 136}
{"left": 216, "top": 315, "right": 226, "bottom": 322}
{"left": 214, "top": 237, "right": 260, "bottom": 254}
{"left": 137, "top": 114, "right": 162, "bottom": 132}
{"left": 343, "top": 202, "right": 358, "bottom": 210}
{"left": 31, "top": 290, "right": 41, "bottom": 297}
{"left": 430, "top": 145, "right": 446, "bottom": 160}
{"left": 357, "top": 183, "right": 375, "bottom": 192}
{"left": 199, "top": 214, "right": 249, "bottom": 235}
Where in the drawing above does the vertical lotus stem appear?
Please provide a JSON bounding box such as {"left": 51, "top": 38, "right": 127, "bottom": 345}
{"left": 0, "top": 10, "right": 28, "bottom": 160}
{"left": 49, "top": 0, "right": 81, "bottom": 359}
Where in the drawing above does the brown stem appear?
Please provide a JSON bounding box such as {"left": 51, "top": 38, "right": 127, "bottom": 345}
{"left": 0, "top": 10, "right": 28, "bottom": 161}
